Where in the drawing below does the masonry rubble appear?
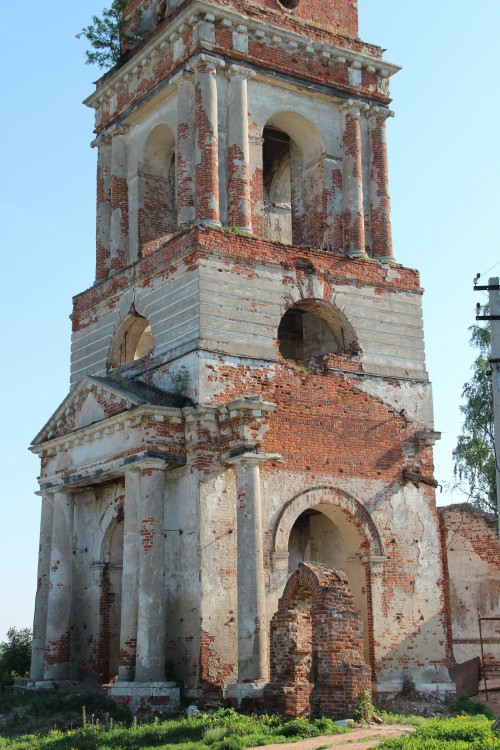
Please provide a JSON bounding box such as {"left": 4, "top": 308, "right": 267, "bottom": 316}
{"left": 29, "top": 0, "right": 498, "bottom": 719}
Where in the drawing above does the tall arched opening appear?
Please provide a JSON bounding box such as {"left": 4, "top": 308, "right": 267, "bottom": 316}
{"left": 138, "top": 124, "right": 176, "bottom": 256}
{"left": 98, "top": 511, "right": 124, "bottom": 683}
{"left": 273, "top": 487, "right": 385, "bottom": 667}
{"left": 261, "top": 113, "right": 325, "bottom": 247}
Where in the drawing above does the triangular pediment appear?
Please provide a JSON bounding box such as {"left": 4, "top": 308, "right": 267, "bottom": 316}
{"left": 31, "top": 376, "right": 149, "bottom": 447}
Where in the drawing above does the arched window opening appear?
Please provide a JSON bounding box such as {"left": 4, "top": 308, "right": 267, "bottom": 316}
{"left": 138, "top": 124, "right": 176, "bottom": 257}
{"left": 278, "top": 300, "right": 357, "bottom": 362}
{"left": 108, "top": 312, "right": 154, "bottom": 369}
{"left": 261, "top": 114, "right": 325, "bottom": 247}
{"left": 263, "top": 127, "right": 292, "bottom": 244}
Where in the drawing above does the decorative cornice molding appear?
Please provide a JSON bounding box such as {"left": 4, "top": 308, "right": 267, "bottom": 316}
{"left": 83, "top": 0, "right": 400, "bottom": 116}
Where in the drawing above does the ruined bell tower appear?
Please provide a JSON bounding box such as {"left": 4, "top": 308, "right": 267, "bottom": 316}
{"left": 30, "top": 0, "right": 454, "bottom": 716}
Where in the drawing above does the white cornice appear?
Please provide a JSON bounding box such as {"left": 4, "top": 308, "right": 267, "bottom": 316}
{"left": 83, "top": 0, "right": 400, "bottom": 114}
{"left": 30, "top": 403, "right": 185, "bottom": 457}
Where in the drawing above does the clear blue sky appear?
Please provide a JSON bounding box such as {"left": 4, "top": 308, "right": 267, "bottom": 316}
{"left": 1, "top": 0, "right": 499, "bottom": 643}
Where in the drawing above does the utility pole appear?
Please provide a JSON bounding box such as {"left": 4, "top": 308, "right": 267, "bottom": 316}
{"left": 475, "top": 276, "right": 500, "bottom": 535}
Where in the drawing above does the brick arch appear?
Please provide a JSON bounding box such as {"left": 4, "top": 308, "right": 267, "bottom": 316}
{"left": 265, "top": 561, "right": 371, "bottom": 717}
{"left": 273, "top": 485, "right": 384, "bottom": 557}
{"left": 280, "top": 561, "right": 350, "bottom": 609}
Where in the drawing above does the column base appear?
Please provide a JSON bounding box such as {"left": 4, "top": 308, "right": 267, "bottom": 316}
{"left": 224, "top": 680, "right": 266, "bottom": 710}
{"left": 346, "top": 250, "right": 370, "bottom": 260}
{"left": 227, "top": 226, "right": 252, "bottom": 236}
{"left": 373, "top": 255, "right": 399, "bottom": 266}
{"left": 108, "top": 681, "right": 180, "bottom": 718}
{"left": 196, "top": 219, "right": 222, "bottom": 229}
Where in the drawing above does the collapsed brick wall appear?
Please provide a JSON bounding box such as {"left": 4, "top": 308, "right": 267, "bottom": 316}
{"left": 265, "top": 562, "right": 371, "bottom": 718}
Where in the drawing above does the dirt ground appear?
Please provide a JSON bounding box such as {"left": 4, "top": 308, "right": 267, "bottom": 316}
{"left": 249, "top": 726, "right": 414, "bottom": 750}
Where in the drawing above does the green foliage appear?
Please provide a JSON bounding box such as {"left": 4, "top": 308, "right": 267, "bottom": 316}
{"left": 453, "top": 322, "right": 497, "bottom": 515}
{"left": 0, "top": 704, "right": 352, "bottom": 749}
{"left": 168, "top": 366, "right": 190, "bottom": 397}
{"left": 0, "top": 627, "right": 32, "bottom": 687}
{"left": 378, "top": 716, "right": 500, "bottom": 749}
{"left": 353, "top": 689, "right": 374, "bottom": 723}
{"left": 448, "top": 694, "right": 495, "bottom": 719}
{"left": 76, "top": 0, "right": 142, "bottom": 69}
{"left": 374, "top": 711, "right": 427, "bottom": 727}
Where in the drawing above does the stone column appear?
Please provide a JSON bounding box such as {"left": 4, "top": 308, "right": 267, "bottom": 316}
{"left": 341, "top": 100, "right": 367, "bottom": 258}
{"left": 227, "top": 65, "right": 255, "bottom": 233}
{"left": 110, "top": 127, "right": 129, "bottom": 272}
{"left": 135, "top": 459, "right": 166, "bottom": 681}
{"left": 118, "top": 468, "right": 140, "bottom": 680}
{"left": 249, "top": 135, "right": 265, "bottom": 237}
{"left": 226, "top": 453, "right": 269, "bottom": 682}
{"left": 30, "top": 492, "right": 54, "bottom": 681}
{"left": 191, "top": 54, "right": 224, "bottom": 227}
{"left": 94, "top": 136, "right": 112, "bottom": 282}
{"left": 44, "top": 491, "right": 74, "bottom": 680}
{"left": 175, "top": 70, "right": 195, "bottom": 228}
{"left": 367, "top": 106, "right": 394, "bottom": 262}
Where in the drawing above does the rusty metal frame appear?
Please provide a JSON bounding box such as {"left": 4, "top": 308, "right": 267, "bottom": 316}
{"left": 478, "top": 616, "right": 500, "bottom": 702}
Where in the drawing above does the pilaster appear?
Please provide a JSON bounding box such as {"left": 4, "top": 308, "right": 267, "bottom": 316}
{"left": 110, "top": 126, "right": 129, "bottom": 271}
{"left": 94, "top": 136, "right": 112, "bottom": 282}
{"left": 227, "top": 65, "right": 255, "bottom": 233}
{"left": 174, "top": 70, "right": 196, "bottom": 228}
{"left": 135, "top": 458, "right": 167, "bottom": 681}
{"left": 190, "top": 54, "right": 225, "bottom": 227}
{"left": 341, "top": 100, "right": 368, "bottom": 259}
{"left": 225, "top": 451, "right": 282, "bottom": 685}
{"left": 30, "top": 492, "right": 54, "bottom": 681}
{"left": 44, "top": 491, "right": 74, "bottom": 680}
{"left": 118, "top": 467, "right": 140, "bottom": 680}
{"left": 367, "top": 106, "right": 394, "bottom": 262}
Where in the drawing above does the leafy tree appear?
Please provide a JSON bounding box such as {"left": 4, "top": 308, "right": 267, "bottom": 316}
{"left": 0, "top": 627, "right": 32, "bottom": 687}
{"left": 453, "top": 322, "right": 497, "bottom": 515}
{"left": 76, "top": 0, "right": 142, "bottom": 69}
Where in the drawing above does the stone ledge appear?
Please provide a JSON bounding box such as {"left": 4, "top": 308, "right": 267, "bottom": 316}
{"left": 108, "top": 681, "right": 181, "bottom": 717}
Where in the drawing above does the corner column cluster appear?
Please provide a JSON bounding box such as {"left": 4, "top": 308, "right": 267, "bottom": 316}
{"left": 341, "top": 99, "right": 394, "bottom": 261}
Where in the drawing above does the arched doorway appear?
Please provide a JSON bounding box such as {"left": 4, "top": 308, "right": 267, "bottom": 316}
{"left": 273, "top": 487, "right": 385, "bottom": 666}
{"left": 98, "top": 511, "right": 124, "bottom": 683}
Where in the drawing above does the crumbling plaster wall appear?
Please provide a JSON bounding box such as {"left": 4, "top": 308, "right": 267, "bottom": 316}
{"left": 69, "top": 482, "right": 125, "bottom": 681}
{"left": 440, "top": 505, "right": 500, "bottom": 677}
{"left": 71, "top": 247, "right": 427, "bottom": 387}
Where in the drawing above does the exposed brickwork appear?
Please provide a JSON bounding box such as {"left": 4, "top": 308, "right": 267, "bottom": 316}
{"left": 440, "top": 505, "right": 500, "bottom": 677}
{"left": 369, "top": 114, "right": 392, "bottom": 259}
{"left": 265, "top": 563, "right": 371, "bottom": 718}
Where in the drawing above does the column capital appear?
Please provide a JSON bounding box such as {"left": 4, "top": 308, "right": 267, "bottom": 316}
{"left": 224, "top": 450, "right": 284, "bottom": 467}
{"left": 90, "top": 134, "right": 112, "bottom": 149}
{"left": 187, "top": 53, "right": 225, "bottom": 72}
{"left": 108, "top": 124, "right": 129, "bottom": 138}
{"left": 340, "top": 99, "right": 369, "bottom": 118}
{"left": 367, "top": 106, "right": 395, "bottom": 125}
{"left": 226, "top": 64, "right": 256, "bottom": 80}
{"left": 125, "top": 457, "right": 167, "bottom": 472}
{"left": 171, "top": 68, "right": 194, "bottom": 87}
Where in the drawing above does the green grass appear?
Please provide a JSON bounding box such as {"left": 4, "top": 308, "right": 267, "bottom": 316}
{"left": 377, "top": 715, "right": 500, "bottom": 749}
{"left": 0, "top": 705, "right": 352, "bottom": 750}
